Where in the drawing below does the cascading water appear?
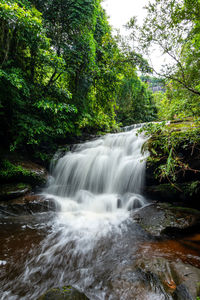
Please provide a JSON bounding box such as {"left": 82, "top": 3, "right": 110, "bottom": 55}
{"left": 45, "top": 126, "right": 148, "bottom": 213}
{"left": 1, "top": 126, "right": 152, "bottom": 300}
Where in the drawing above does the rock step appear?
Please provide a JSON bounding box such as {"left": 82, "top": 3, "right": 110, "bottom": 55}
{"left": 0, "top": 183, "right": 32, "bottom": 201}
{"left": 0, "top": 195, "right": 59, "bottom": 216}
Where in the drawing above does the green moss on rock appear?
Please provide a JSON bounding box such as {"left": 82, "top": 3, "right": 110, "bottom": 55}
{"left": 0, "top": 183, "right": 32, "bottom": 201}
{"left": 141, "top": 120, "right": 200, "bottom": 184}
{"left": 0, "top": 159, "right": 47, "bottom": 186}
{"left": 38, "top": 286, "right": 89, "bottom": 300}
{"left": 145, "top": 181, "right": 200, "bottom": 205}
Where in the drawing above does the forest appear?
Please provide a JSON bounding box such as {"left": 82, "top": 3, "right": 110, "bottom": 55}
{"left": 0, "top": 0, "right": 155, "bottom": 161}
{"left": 0, "top": 0, "right": 199, "bottom": 163}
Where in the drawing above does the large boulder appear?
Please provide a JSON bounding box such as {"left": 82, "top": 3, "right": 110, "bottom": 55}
{"left": 134, "top": 258, "right": 200, "bottom": 300}
{"left": 143, "top": 120, "right": 200, "bottom": 208}
{"left": 111, "top": 258, "right": 200, "bottom": 300}
{"left": 131, "top": 203, "right": 200, "bottom": 237}
{"left": 0, "top": 158, "right": 49, "bottom": 209}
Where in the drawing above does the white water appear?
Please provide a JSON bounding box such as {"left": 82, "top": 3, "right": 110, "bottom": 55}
{"left": 45, "top": 127, "right": 148, "bottom": 214}
{"left": 1, "top": 127, "right": 151, "bottom": 300}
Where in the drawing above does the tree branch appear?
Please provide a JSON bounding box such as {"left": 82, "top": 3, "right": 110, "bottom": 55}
{"left": 152, "top": 68, "right": 200, "bottom": 96}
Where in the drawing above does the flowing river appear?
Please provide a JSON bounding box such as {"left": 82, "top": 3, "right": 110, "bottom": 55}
{"left": 1, "top": 127, "right": 200, "bottom": 300}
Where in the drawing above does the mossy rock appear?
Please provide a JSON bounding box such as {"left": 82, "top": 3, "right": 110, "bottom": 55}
{"left": 0, "top": 159, "right": 48, "bottom": 187}
{"left": 38, "top": 286, "right": 89, "bottom": 300}
{"left": 145, "top": 181, "right": 200, "bottom": 208}
{"left": 142, "top": 120, "right": 200, "bottom": 187}
{"left": 0, "top": 183, "right": 32, "bottom": 201}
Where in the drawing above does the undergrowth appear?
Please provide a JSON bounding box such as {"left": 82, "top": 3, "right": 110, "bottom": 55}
{"left": 138, "top": 119, "right": 200, "bottom": 184}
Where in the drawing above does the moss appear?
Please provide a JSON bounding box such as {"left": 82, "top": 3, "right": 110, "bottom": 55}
{"left": 157, "top": 181, "right": 200, "bottom": 198}
{"left": 15, "top": 183, "right": 28, "bottom": 190}
{"left": 38, "top": 286, "right": 88, "bottom": 300}
{"left": 0, "top": 159, "right": 46, "bottom": 186}
{"left": 0, "top": 160, "right": 30, "bottom": 177}
{"left": 0, "top": 182, "right": 32, "bottom": 201}
{"left": 167, "top": 121, "right": 195, "bottom": 130}
{"left": 197, "top": 282, "right": 200, "bottom": 298}
{"left": 154, "top": 184, "right": 176, "bottom": 193}
{"left": 62, "top": 286, "right": 73, "bottom": 293}
{"left": 168, "top": 205, "right": 200, "bottom": 215}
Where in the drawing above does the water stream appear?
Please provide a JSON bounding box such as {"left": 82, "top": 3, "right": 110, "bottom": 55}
{"left": 46, "top": 126, "right": 147, "bottom": 212}
{"left": 1, "top": 127, "right": 200, "bottom": 299}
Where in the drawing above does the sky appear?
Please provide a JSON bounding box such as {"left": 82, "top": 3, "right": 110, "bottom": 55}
{"left": 101, "top": 0, "right": 148, "bottom": 34}
{"left": 101, "top": 0, "right": 167, "bottom": 71}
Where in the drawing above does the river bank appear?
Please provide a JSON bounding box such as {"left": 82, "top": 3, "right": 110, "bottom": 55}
{"left": 143, "top": 119, "right": 200, "bottom": 209}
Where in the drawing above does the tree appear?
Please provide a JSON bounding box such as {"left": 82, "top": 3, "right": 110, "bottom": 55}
{"left": 116, "top": 71, "right": 157, "bottom": 126}
{"left": 128, "top": 0, "right": 200, "bottom": 99}
{"left": 0, "top": 0, "right": 159, "bottom": 159}
{"left": 0, "top": 0, "right": 77, "bottom": 153}
{"left": 30, "top": 0, "right": 121, "bottom": 132}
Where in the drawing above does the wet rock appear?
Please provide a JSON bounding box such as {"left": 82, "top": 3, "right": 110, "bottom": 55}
{"left": 127, "top": 199, "right": 143, "bottom": 211}
{"left": 38, "top": 286, "right": 89, "bottom": 300}
{"left": 110, "top": 256, "right": 200, "bottom": 300}
{"left": 131, "top": 203, "right": 200, "bottom": 237}
{"left": 111, "top": 264, "right": 172, "bottom": 300}
{"left": 0, "top": 183, "right": 32, "bottom": 201}
{"left": 16, "top": 160, "right": 48, "bottom": 186}
{"left": 173, "top": 284, "right": 194, "bottom": 300}
{"left": 0, "top": 195, "right": 59, "bottom": 216}
{"left": 135, "top": 258, "right": 200, "bottom": 299}
{"left": 117, "top": 198, "right": 122, "bottom": 208}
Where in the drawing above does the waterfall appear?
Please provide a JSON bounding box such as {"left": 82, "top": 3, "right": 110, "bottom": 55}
{"left": 0, "top": 127, "right": 150, "bottom": 300}
{"left": 44, "top": 127, "right": 148, "bottom": 213}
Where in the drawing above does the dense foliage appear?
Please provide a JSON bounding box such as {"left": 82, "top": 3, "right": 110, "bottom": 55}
{"left": 0, "top": 0, "right": 77, "bottom": 156}
{"left": 139, "top": 120, "right": 200, "bottom": 184}
{"left": 0, "top": 0, "right": 156, "bottom": 159}
{"left": 117, "top": 75, "right": 157, "bottom": 125}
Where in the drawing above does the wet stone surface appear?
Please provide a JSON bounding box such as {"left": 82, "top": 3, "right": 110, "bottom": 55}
{"left": 0, "top": 183, "right": 32, "bottom": 201}
{"left": 0, "top": 195, "right": 58, "bottom": 216}
{"left": 131, "top": 203, "right": 200, "bottom": 237}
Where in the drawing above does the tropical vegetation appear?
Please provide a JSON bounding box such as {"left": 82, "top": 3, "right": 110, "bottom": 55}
{"left": 0, "top": 0, "right": 157, "bottom": 162}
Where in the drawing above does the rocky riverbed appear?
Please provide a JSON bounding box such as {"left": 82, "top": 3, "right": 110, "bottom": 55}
{"left": 0, "top": 201, "right": 200, "bottom": 300}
